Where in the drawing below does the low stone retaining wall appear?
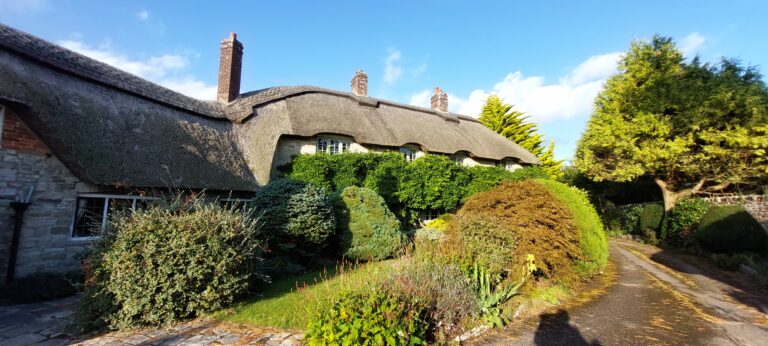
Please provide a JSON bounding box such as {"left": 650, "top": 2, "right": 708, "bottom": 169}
{"left": 703, "top": 195, "right": 768, "bottom": 229}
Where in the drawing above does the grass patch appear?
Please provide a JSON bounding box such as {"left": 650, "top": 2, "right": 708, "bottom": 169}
{"left": 212, "top": 260, "right": 397, "bottom": 329}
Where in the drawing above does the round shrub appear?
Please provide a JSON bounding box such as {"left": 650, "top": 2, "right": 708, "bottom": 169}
{"left": 305, "top": 289, "right": 429, "bottom": 346}
{"left": 534, "top": 179, "right": 608, "bottom": 277}
{"left": 695, "top": 205, "right": 767, "bottom": 253}
{"left": 637, "top": 203, "right": 664, "bottom": 234}
{"left": 664, "top": 198, "right": 710, "bottom": 244}
{"left": 250, "top": 178, "right": 336, "bottom": 258}
{"left": 79, "top": 197, "right": 264, "bottom": 330}
{"left": 444, "top": 181, "right": 581, "bottom": 282}
{"left": 334, "top": 186, "right": 407, "bottom": 261}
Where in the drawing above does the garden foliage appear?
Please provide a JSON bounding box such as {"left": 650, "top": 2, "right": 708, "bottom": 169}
{"left": 284, "top": 152, "right": 548, "bottom": 218}
{"left": 663, "top": 198, "right": 710, "bottom": 244}
{"left": 305, "top": 289, "right": 429, "bottom": 346}
{"left": 638, "top": 203, "right": 664, "bottom": 234}
{"left": 445, "top": 181, "right": 581, "bottom": 282}
{"left": 75, "top": 195, "right": 264, "bottom": 330}
{"left": 695, "top": 205, "right": 767, "bottom": 253}
{"left": 249, "top": 178, "right": 336, "bottom": 260}
{"left": 534, "top": 179, "right": 608, "bottom": 277}
{"left": 334, "top": 186, "right": 407, "bottom": 261}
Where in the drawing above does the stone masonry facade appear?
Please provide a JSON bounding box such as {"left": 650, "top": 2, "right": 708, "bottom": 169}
{"left": 703, "top": 194, "right": 768, "bottom": 230}
{"left": 1, "top": 106, "right": 91, "bottom": 279}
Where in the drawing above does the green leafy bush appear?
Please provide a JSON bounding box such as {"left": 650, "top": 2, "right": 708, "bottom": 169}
{"left": 603, "top": 204, "right": 644, "bottom": 235}
{"left": 695, "top": 205, "right": 767, "bottom": 253}
{"left": 75, "top": 196, "right": 264, "bottom": 330}
{"left": 287, "top": 153, "right": 406, "bottom": 193}
{"left": 508, "top": 165, "right": 550, "bottom": 181}
{"left": 424, "top": 213, "right": 452, "bottom": 231}
{"left": 663, "top": 198, "right": 710, "bottom": 245}
{"left": 443, "top": 181, "right": 581, "bottom": 283}
{"left": 250, "top": 178, "right": 336, "bottom": 259}
{"left": 305, "top": 289, "right": 429, "bottom": 346}
{"left": 534, "top": 179, "right": 608, "bottom": 277}
{"left": 334, "top": 186, "right": 407, "bottom": 261}
{"left": 638, "top": 203, "right": 664, "bottom": 235}
{"left": 391, "top": 260, "right": 479, "bottom": 341}
{"left": 397, "top": 155, "right": 471, "bottom": 212}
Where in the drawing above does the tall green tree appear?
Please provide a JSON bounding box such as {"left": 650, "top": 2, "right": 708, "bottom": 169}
{"left": 479, "top": 95, "right": 564, "bottom": 177}
{"left": 575, "top": 36, "right": 768, "bottom": 211}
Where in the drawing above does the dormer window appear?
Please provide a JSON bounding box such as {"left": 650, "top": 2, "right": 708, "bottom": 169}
{"left": 400, "top": 147, "right": 417, "bottom": 162}
{"left": 317, "top": 137, "right": 351, "bottom": 155}
{"left": 502, "top": 159, "right": 522, "bottom": 172}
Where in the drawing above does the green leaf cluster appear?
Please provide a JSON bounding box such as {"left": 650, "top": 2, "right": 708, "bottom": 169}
{"left": 576, "top": 35, "right": 768, "bottom": 199}
{"left": 333, "top": 186, "right": 407, "bottom": 261}
{"left": 305, "top": 289, "right": 429, "bottom": 346}
{"left": 695, "top": 205, "right": 767, "bottom": 253}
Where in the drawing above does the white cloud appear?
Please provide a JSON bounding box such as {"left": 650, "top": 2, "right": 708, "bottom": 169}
{"left": 58, "top": 40, "right": 216, "bottom": 100}
{"left": 679, "top": 32, "right": 706, "bottom": 56}
{"left": 383, "top": 48, "right": 403, "bottom": 84}
{"left": 136, "top": 9, "right": 150, "bottom": 21}
{"left": 409, "top": 51, "right": 622, "bottom": 124}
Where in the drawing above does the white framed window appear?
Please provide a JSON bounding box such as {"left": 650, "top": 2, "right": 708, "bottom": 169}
{"left": 452, "top": 155, "right": 465, "bottom": 165}
{"left": 0, "top": 105, "right": 5, "bottom": 147}
{"left": 317, "top": 137, "right": 351, "bottom": 155}
{"left": 400, "top": 147, "right": 417, "bottom": 162}
{"left": 503, "top": 160, "right": 521, "bottom": 172}
{"left": 71, "top": 194, "right": 158, "bottom": 239}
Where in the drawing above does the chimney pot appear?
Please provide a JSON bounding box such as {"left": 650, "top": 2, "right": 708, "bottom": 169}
{"left": 217, "top": 32, "right": 244, "bottom": 103}
{"left": 351, "top": 69, "right": 368, "bottom": 96}
{"left": 431, "top": 86, "right": 448, "bottom": 112}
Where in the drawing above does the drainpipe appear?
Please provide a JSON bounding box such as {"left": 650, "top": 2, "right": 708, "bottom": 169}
{"left": 6, "top": 202, "right": 30, "bottom": 284}
{"left": 5, "top": 185, "right": 34, "bottom": 284}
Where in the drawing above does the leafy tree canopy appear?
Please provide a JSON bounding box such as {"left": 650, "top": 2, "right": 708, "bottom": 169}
{"left": 479, "top": 95, "right": 564, "bottom": 178}
{"left": 575, "top": 35, "right": 768, "bottom": 210}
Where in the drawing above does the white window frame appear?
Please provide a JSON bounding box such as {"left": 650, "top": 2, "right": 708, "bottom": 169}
{"left": 316, "top": 136, "right": 351, "bottom": 155}
{"left": 504, "top": 160, "right": 521, "bottom": 172}
{"left": 400, "top": 147, "right": 417, "bottom": 162}
{"left": 0, "top": 105, "right": 5, "bottom": 148}
{"left": 70, "top": 194, "right": 159, "bottom": 240}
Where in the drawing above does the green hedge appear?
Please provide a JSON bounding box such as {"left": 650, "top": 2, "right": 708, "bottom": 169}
{"left": 249, "top": 178, "right": 336, "bottom": 260}
{"left": 334, "top": 186, "right": 407, "bottom": 261}
{"left": 534, "top": 179, "right": 608, "bottom": 277}
{"left": 283, "top": 153, "right": 549, "bottom": 217}
{"left": 695, "top": 205, "right": 767, "bottom": 253}
{"left": 663, "top": 198, "right": 710, "bottom": 244}
{"left": 75, "top": 196, "right": 264, "bottom": 330}
{"left": 638, "top": 203, "right": 664, "bottom": 234}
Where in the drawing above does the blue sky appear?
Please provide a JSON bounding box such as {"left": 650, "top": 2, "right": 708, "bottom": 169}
{"left": 2, "top": 0, "right": 767, "bottom": 162}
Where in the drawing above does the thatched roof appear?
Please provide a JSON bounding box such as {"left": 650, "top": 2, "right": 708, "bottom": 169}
{"left": 0, "top": 24, "right": 538, "bottom": 190}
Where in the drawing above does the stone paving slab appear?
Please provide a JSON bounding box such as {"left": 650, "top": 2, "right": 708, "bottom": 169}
{"left": 0, "top": 296, "right": 303, "bottom": 346}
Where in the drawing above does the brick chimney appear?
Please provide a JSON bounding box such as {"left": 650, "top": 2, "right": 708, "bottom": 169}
{"left": 217, "top": 32, "right": 243, "bottom": 103}
{"left": 351, "top": 69, "right": 368, "bottom": 96}
{"left": 431, "top": 86, "right": 448, "bottom": 112}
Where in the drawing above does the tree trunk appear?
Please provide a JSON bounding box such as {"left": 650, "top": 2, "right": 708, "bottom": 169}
{"left": 654, "top": 178, "right": 706, "bottom": 212}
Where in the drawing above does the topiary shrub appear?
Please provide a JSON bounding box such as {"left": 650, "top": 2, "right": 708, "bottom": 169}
{"left": 663, "top": 198, "right": 710, "bottom": 245}
{"left": 534, "top": 179, "right": 608, "bottom": 277}
{"left": 305, "top": 289, "right": 429, "bottom": 346}
{"left": 250, "top": 178, "right": 336, "bottom": 260}
{"left": 637, "top": 203, "right": 664, "bottom": 236}
{"left": 695, "top": 205, "right": 768, "bottom": 253}
{"left": 75, "top": 196, "right": 264, "bottom": 330}
{"left": 443, "top": 181, "right": 581, "bottom": 283}
{"left": 334, "top": 186, "right": 407, "bottom": 261}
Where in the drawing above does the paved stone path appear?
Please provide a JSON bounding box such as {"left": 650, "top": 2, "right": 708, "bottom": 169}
{"left": 472, "top": 240, "right": 768, "bottom": 345}
{"left": 0, "top": 296, "right": 302, "bottom": 345}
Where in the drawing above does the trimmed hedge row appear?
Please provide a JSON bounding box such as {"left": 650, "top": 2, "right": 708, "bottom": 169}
{"left": 695, "top": 205, "right": 767, "bottom": 253}
{"left": 284, "top": 153, "right": 548, "bottom": 216}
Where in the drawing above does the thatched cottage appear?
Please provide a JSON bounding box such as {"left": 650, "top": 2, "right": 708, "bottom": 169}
{"left": 0, "top": 24, "right": 537, "bottom": 280}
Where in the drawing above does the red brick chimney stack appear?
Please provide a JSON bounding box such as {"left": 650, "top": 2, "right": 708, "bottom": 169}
{"left": 217, "top": 32, "right": 243, "bottom": 103}
{"left": 431, "top": 86, "right": 448, "bottom": 112}
{"left": 351, "top": 69, "right": 368, "bottom": 96}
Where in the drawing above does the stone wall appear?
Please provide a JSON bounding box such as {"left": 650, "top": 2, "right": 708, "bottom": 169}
{"left": 1, "top": 106, "right": 92, "bottom": 279}
{"left": 703, "top": 195, "right": 768, "bottom": 229}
